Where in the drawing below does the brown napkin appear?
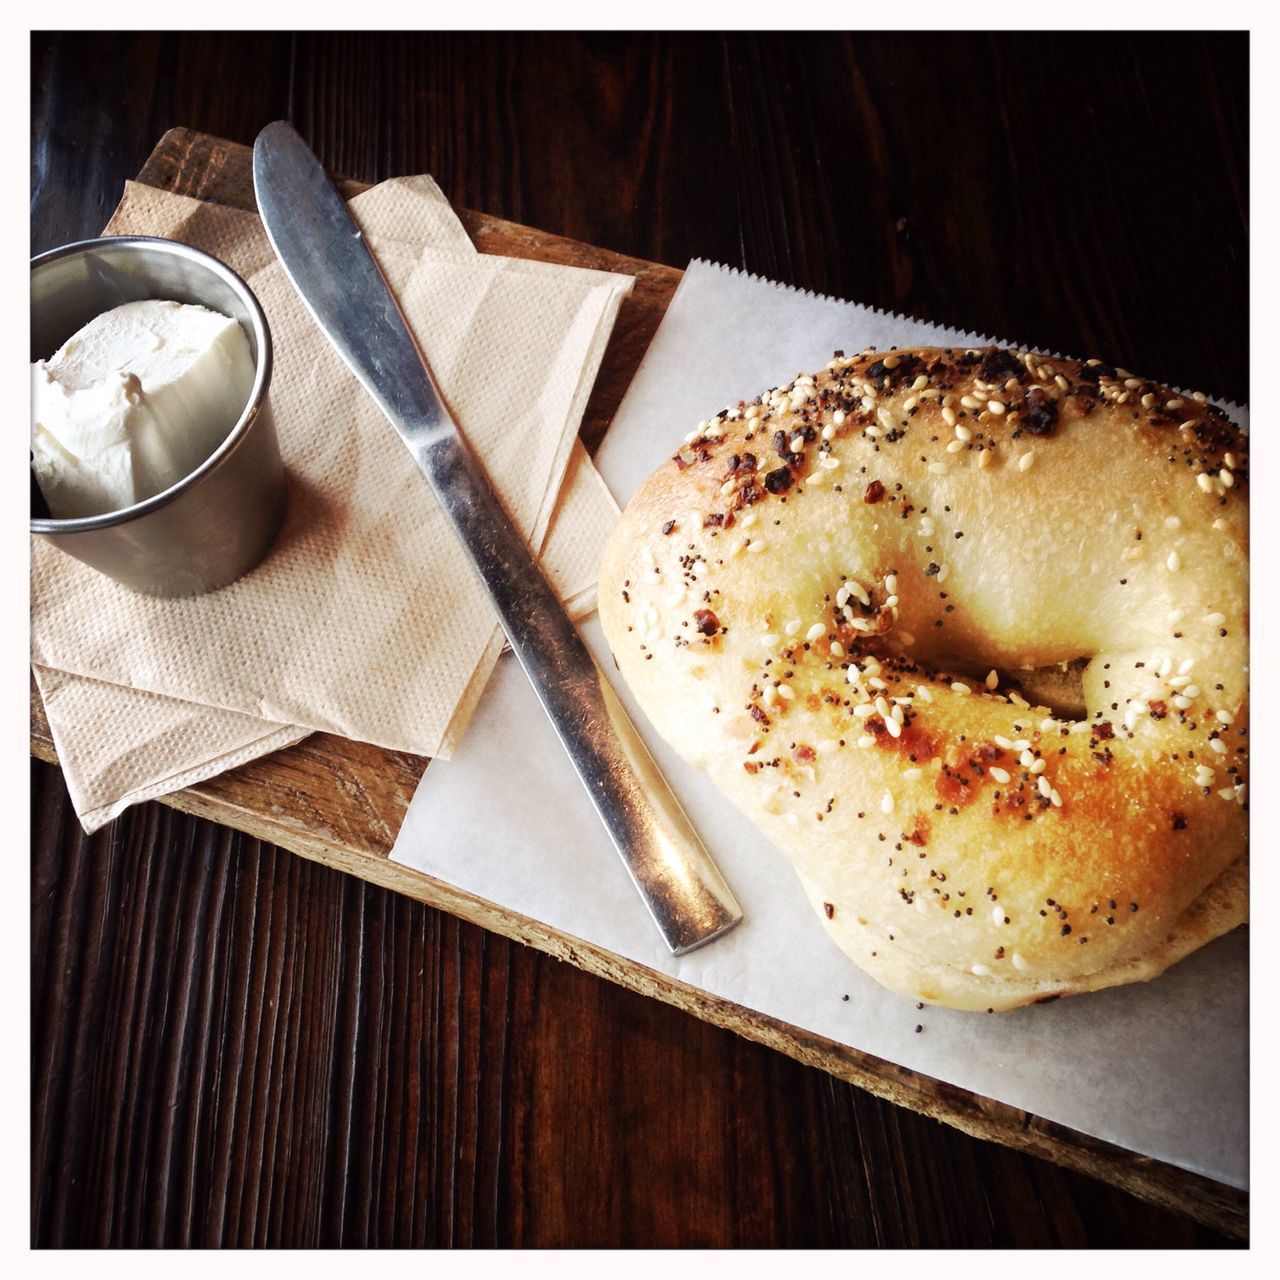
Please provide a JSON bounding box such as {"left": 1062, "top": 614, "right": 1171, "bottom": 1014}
{"left": 33, "top": 176, "right": 626, "bottom": 830}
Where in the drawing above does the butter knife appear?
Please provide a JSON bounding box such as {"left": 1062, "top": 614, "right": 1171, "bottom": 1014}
{"left": 252, "top": 122, "right": 741, "bottom": 954}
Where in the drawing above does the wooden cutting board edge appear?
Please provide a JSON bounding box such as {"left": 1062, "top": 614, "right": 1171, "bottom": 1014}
{"left": 29, "top": 127, "right": 1247, "bottom": 1239}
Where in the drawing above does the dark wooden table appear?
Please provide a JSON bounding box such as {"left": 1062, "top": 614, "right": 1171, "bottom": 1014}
{"left": 31, "top": 31, "right": 1247, "bottom": 1248}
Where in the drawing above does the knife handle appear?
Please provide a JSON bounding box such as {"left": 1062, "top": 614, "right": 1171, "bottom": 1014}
{"left": 417, "top": 433, "right": 743, "bottom": 955}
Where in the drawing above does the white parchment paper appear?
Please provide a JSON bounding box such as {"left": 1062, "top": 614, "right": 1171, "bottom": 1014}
{"left": 391, "top": 260, "right": 1248, "bottom": 1189}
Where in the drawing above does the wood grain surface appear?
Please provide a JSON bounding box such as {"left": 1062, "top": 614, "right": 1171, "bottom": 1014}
{"left": 31, "top": 32, "right": 1248, "bottom": 1247}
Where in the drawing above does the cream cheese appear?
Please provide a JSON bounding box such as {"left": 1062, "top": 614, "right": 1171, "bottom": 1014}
{"left": 31, "top": 298, "right": 255, "bottom": 519}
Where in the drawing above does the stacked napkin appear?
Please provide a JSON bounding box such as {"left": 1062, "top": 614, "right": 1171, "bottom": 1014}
{"left": 31, "top": 176, "right": 629, "bottom": 830}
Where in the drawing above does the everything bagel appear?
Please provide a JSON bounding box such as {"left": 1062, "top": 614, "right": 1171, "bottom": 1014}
{"left": 599, "top": 347, "right": 1248, "bottom": 1011}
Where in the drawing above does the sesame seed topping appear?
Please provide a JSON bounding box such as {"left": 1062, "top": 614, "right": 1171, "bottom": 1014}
{"left": 785, "top": 619, "right": 802, "bottom": 637}
{"left": 1209, "top": 737, "right": 1228, "bottom": 754}
{"left": 1166, "top": 551, "right": 1181, "bottom": 572}
{"left": 805, "top": 622, "right": 826, "bottom": 642}
{"left": 951, "top": 682, "right": 971, "bottom": 696}
{"left": 987, "top": 399, "right": 1006, "bottom": 415}
{"left": 881, "top": 791, "right": 895, "bottom": 814}
{"left": 991, "top": 906, "right": 1005, "bottom": 926}
{"left": 1197, "top": 473, "right": 1215, "bottom": 493}
{"left": 1204, "top": 612, "right": 1226, "bottom": 626}
{"left": 985, "top": 669, "right": 999, "bottom": 690}
{"left": 971, "top": 963, "right": 992, "bottom": 977}
{"left": 1011, "top": 952, "right": 1030, "bottom": 972}
{"left": 1018, "top": 451, "right": 1035, "bottom": 472}
{"left": 989, "top": 767, "right": 1011, "bottom": 784}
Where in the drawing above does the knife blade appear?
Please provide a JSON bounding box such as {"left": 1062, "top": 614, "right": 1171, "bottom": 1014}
{"left": 251, "top": 122, "right": 742, "bottom": 954}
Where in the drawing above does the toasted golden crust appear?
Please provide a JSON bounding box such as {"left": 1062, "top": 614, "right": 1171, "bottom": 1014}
{"left": 599, "top": 347, "right": 1248, "bottom": 1011}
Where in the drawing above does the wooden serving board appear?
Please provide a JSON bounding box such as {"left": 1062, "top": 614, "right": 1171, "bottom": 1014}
{"left": 30, "top": 128, "right": 1246, "bottom": 1239}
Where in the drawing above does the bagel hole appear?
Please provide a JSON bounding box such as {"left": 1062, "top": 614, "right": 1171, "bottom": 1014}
{"left": 930, "top": 654, "right": 1089, "bottom": 721}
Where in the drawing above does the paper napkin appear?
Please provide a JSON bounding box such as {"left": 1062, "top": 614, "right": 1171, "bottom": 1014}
{"left": 33, "top": 176, "right": 626, "bottom": 830}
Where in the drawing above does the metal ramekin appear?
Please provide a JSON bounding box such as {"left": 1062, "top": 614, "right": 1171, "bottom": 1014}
{"left": 30, "top": 236, "right": 285, "bottom": 597}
